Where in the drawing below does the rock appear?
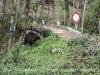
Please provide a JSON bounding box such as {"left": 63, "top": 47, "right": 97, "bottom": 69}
{"left": 51, "top": 68, "right": 59, "bottom": 72}
{"left": 67, "top": 27, "right": 81, "bottom": 35}
{"left": 52, "top": 48, "right": 61, "bottom": 53}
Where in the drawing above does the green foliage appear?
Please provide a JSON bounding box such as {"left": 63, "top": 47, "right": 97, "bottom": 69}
{"left": 3, "top": 14, "right": 12, "bottom": 31}
{"left": 0, "top": 14, "right": 12, "bottom": 43}
{"left": 32, "top": 3, "right": 39, "bottom": 13}
{"left": 84, "top": 0, "right": 100, "bottom": 34}
{"left": 64, "top": 0, "right": 69, "bottom": 18}
{"left": 16, "top": 18, "right": 23, "bottom": 28}
{"left": 41, "top": 28, "right": 53, "bottom": 37}
{"left": 1, "top": 0, "right": 100, "bottom": 74}
{"left": 0, "top": 35, "right": 100, "bottom": 75}
{"left": 0, "top": 34, "right": 68, "bottom": 75}
{"left": 26, "top": 19, "right": 33, "bottom": 25}
{"left": 68, "top": 37, "right": 89, "bottom": 47}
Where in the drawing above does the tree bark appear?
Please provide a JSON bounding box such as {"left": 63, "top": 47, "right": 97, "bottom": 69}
{"left": 99, "top": 21, "right": 100, "bottom": 34}
{"left": 23, "top": 0, "right": 30, "bottom": 28}
{"left": 81, "top": 0, "right": 87, "bottom": 34}
{"left": 0, "top": 0, "right": 6, "bottom": 30}
{"left": 19, "top": 0, "right": 30, "bottom": 45}
{"left": 0, "top": 0, "right": 6, "bottom": 51}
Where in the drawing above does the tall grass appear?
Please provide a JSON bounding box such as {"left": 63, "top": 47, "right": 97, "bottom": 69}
{"left": 0, "top": 34, "right": 100, "bottom": 75}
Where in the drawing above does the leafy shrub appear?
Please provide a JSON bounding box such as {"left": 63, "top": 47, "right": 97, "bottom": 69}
{"left": 84, "top": 0, "right": 100, "bottom": 34}
{"left": 41, "top": 28, "right": 53, "bottom": 38}
{"left": 0, "top": 35, "right": 100, "bottom": 75}
{"left": 68, "top": 37, "right": 89, "bottom": 47}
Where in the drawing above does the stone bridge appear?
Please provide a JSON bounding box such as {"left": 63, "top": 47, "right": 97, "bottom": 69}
{"left": 24, "top": 25, "right": 44, "bottom": 45}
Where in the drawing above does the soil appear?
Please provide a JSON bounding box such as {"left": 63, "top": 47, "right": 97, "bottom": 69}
{"left": 42, "top": 25, "right": 76, "bottom": 40}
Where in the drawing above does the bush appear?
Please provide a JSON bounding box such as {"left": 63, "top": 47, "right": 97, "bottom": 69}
{"left": 84, "top": 0, "right": 100, "bottom": 34}
{"left": 41, "top": 28, "right": 53, "bottom": 38}
{"left": 0, "top": 35, "right": 100, "bottom": 75}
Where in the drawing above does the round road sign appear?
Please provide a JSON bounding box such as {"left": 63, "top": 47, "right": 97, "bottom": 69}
{"left": 72, "top": 12, "right": 80, "bottom": 23}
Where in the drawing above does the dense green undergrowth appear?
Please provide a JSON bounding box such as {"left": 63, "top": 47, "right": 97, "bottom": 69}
{"left": 0, "top": 34, "right": 100, "bottom": 75}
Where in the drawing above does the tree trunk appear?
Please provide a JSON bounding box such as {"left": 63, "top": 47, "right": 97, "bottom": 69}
{"left": 81, "top": 0, "right": 87, "bottom": 34}
{"left": 0, "top": 0, "right": 6, "bottom": 51}
{"left": 23, "top": 0, "right": 30, "bottom": 28}
{"left": 19, "top": 0, "right": 30, "bottom": 45}
{"left": 99, "top": 21, "right": 100, "bottom": 34}
{"left": 0, "top": 0, "right": 6, "bottom": 30}
{"left": 40, "top": 4, "right": 44, "bottom": 22}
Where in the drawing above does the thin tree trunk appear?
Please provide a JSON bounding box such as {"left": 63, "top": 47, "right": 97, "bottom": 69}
{"left": 99, "top": 21, "right": 100, "bottom": 34}
{"left": 0, "top": 0, "right": 6, "bottom": 30}
{"left": 23, "top": 0, "right": 30, "bottom": 27}
{"left": 52, "top": 3, "right": 55, "bottom": 24}
{"left": 73, "top": 0, "right": 74, "bottom": 13}
{"left": 2, "top": 0, "right": 6, "bottom": 25}
{"left": 19, "top": 0, "right": 30, "bottom": 45}
{"left": 64, "top": 2, "right": 65, "bottom": 26}
{"left": 40, "top": 4, "right": 44, "bottom": 21}
{"left": 80, "top": 0, "right": 83, "bottom": 28}
{"left": 48, "top": 5, "right": 49, "bottom": 25}
{"left": 81, "top": 0, "right": 87, "bottom": 34}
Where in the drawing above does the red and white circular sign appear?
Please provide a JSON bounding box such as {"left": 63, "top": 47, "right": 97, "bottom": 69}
{"left": 72, "top": 12, "right": 80, "bottom": 23}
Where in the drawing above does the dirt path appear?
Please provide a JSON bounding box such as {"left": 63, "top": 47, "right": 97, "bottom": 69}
{"left": 42, "top": 25, "right": 78, "bottom": 40}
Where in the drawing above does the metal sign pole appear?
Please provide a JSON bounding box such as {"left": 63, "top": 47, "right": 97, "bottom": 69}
{"left": 75, "top": 23, "right": 78, "bottom": 38}
{"left": 72, "top": 12, "right": 80, "bottom": 38}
